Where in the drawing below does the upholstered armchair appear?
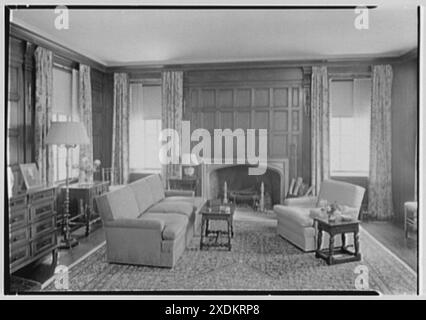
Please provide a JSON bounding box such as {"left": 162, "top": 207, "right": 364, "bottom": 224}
{"left": 274, "top": 179, "right": 365, "bottom": 251}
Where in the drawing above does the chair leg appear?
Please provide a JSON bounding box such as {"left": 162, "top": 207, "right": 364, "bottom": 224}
{"left": 404, "top": 207, "right": 408, "bottom": 239}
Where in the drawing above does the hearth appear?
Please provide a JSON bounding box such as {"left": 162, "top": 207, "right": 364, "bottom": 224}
{"left": 201, "top": 159, "right": 289, "bottom": 207}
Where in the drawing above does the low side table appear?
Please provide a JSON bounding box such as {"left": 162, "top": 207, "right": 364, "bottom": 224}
{"left": 314, "top": 217, "right": 361, "bottom": 265}
{"left": 200, "top": 202, "right": 235, "bottom": 251}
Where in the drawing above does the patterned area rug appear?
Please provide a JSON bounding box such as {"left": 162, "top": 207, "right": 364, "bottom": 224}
{"left": 44, "top": 213, "right": 416, "bottom": 294}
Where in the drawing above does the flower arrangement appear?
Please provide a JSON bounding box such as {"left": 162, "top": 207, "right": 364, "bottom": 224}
{"left": 75, "top": 157, "right": 101, "bottom": 184}
{"left": 325, "top": 202, "right": 342, "bottom": 222}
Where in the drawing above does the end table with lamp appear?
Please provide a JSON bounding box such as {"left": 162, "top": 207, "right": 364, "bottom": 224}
{"left": 46, "top": 121, "right": 90, "bottom": 249}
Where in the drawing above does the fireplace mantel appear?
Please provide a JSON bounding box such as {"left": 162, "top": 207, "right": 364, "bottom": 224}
{"left": 200, "top": 158, "right": 289, "bottom": 203}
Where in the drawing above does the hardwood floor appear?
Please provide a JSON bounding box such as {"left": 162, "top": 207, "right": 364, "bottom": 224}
{"left": 12, "top": 222, "right": 106, "bottom": 286}
{"left": 362, "top": 220, "right": 418, "bottom": 272}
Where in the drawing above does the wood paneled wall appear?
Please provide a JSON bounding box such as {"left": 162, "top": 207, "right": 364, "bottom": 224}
{"left": 391, "top": 58, "right": 418, "bottom": 223}
{"left": 184, "top": 68, "right": 309, "bottom": 180}
{"left": 91, "top": 69, "right": 113, "bottom": 169}
{"left": 7, "top": 35, "right": 113, "bottom": 192}
{"left": 7, "top": 37, "right": 36, "bottom": 194}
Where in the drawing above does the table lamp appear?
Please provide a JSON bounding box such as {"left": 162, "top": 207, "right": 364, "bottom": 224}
{"left": 46, "top": 121, "right": 89, "bottom": 249}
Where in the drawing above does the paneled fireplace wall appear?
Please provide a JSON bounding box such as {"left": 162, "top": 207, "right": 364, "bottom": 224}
{"left": 183, "top": 67, "right": 311, "bottom": 182}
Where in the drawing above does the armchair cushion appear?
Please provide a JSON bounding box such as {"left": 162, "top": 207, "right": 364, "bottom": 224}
{"left": 318, "top": 179, "right": 365, "bottom": 209}
{"left": 274, "top": 205, "right": 315, "bottom": 227}
{"left": 283, "top": 196, "right": 318, "bottom": 208}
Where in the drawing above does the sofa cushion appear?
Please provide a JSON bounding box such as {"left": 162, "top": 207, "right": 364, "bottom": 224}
{"left": 147, "top": 201, "right": 194, "bottom": 218}
{"left": 103, "top": 186, "right": 140, "bottom": 220}
{"left": 163, "top": 196, "right": 205, "bottom": 211}
{"left": 140, "top": 213, "right": 188, "bottom": 240}
{"left": 145, "top": 174, "right": 165, "bottom": 203}
{"left": 128, "top": 177, "right": 155, "bottom": 213}
{"left": 274, "top": 205, "right": 315, "bottom": 227}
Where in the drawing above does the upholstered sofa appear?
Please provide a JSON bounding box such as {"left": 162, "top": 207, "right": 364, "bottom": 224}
{"left": 95, "top": 174, "right": 204, "bottom": 268}
{"left": 274, "top": 179, "right": 365, "bottom": 252}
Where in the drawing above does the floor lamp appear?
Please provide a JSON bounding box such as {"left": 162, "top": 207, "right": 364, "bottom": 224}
{"left": 46, "top": 121, "right": 89, "bottom": 249}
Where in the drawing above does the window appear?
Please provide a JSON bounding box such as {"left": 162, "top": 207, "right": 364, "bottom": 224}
{"left": 51, "top": 66, "right": 80, "bottom": 182}
{"left": 330, "top": 78, "right": 371, "bottom": 176}
{"left": 129, "top": 83, "right": 162, "bottom": 172}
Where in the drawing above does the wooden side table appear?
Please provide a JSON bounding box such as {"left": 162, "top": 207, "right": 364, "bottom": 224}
{"left": 200, "top": 202, "right": 235, "bottom": 251}
{"left": 60, "top": 181, "right": 109, "bottom": 236}
{"left": 314, "top": 217, "right": 361, "bottom": 265}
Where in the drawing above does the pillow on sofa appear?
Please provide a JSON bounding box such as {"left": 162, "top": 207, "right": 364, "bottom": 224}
{"left": 105, "top": 186, "right": 140, "bottom": 220}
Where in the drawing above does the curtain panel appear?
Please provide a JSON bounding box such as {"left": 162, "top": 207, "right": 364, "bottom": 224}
{"left": 78, "top": 64, "right": 94, "bottom": 183}
{"left": 34, "top": 47, "right": 54, "bottom": 186}
{"left": 162, "top": 71, "right": 183, "bottom": 183}
{"left": 368, "top": 65, "right": 394, "bottom": 220}
{"left": 112, "top": 73, "right": 130, "bottom": 185}
{"left": 310, "top": 66, "right": 330, "bottom": 195}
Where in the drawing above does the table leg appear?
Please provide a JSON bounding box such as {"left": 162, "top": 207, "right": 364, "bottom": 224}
{"left": 85, "top": 204, "right": 91, "bottom": 237}
{"left": 315, "top": 227, "right": 322, "bottom": 258}
{"left": 200, "top": 217, "right": 205, "bottom": 250}
{"left": 354, "top": 231, "right": 360, "bottom": 256}
{"left": 328, "top": 234, "right": 335, "bottom": 265}
{"left": 227, "top": 219, "right": 231, "bottom": 251}
{"left": 341, "top": 233, "right": 346, "bottom": 250}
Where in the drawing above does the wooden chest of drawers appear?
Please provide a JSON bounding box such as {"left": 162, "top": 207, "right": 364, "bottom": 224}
{"left": 9, "top": 187, "right": 58, "bottom": 274}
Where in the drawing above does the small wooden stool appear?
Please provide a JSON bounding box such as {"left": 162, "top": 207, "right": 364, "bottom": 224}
{"left": 404, "top": 201, "right": 418, "bottom": 239}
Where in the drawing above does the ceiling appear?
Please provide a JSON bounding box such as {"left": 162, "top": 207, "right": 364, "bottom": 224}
{"left": 11, "top": 7, "right": 417, "bottom": 67}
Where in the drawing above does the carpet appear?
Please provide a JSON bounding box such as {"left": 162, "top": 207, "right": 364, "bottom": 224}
{"left": 44, "top": 211, "right": 417, "bottom": 294}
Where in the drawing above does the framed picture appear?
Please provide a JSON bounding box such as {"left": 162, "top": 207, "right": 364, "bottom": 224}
{"left": 19, "top": 163, "right": 44, "bottom": 191}
{"left": 182, "top": 165, "right": 196, "bottom": 178}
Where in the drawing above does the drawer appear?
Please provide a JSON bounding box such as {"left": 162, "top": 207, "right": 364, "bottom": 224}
{"left": 31, "top": 232, "right": 57, "bottom": 257}
{"left": 10, "top": 244, "right": 30, "bottom": 271}
{"left": 29, "top": 188, "right": 55, "bottom": 204}
{"left": 9, "top": 207, "right": 28, "bottom": 231}
{"left": 31, "top": 216, "right": 56, "bottom": 238}
{"left": 10, "top": 227, "right": 30, "bottom": 248}
{"left": 30, "top": 200, "right": 55, "bottom": 222}
{"left": 9, "top": 194, "right": 27, "bottom": 210}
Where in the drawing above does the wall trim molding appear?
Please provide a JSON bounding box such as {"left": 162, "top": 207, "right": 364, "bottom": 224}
{"left": 9, "top": 23, "right": 107, "bottom": 72}
{"left": 106, "top": 52, "right": 416, "bottom": 74}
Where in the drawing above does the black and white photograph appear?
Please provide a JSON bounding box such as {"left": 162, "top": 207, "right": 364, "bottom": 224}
{"left": 1, "top": 0, "right": 424, "bottom": 302}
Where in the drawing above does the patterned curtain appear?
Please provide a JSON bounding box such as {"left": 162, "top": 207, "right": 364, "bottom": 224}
{"left": 310, "top": 66, "right": 330, "bottom": 195}
{"left": 368, "top": 65, "right": 394, "bottom": 220}
{"left": 34, "top": 47, "right": 54, "bottom": 186}
{"left": 78, "top": 64, "right": 93, "bottom": 182}
{"left": 162, "top": 71, "right": 183, "bottom": 184}
{"left": 112, "top": 73, "right": 130, "bottom": 185}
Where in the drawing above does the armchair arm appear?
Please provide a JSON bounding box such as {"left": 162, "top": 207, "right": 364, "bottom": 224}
{"left": 165, "top": 189, "right": 195, "bottom": 197}
{"left": 283, "top": 196, "right": 318, "bottom": 208}
{"left": 104, "top": 218, "right": 164, "bottom": 231}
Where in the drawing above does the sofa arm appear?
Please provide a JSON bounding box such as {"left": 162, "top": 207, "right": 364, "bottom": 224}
{"left": 104, "top": 218, "right": 164, "bottom": 230}
{"left": 283, "top": 196, "right": 318, "bottom": 208}
{"left": 165, "top": 189, "right": 195, "bottom": 197}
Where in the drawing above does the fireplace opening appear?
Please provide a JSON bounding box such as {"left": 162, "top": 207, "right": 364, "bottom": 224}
{"left": 209, "top": 164, "right": 282, "bottom": 209}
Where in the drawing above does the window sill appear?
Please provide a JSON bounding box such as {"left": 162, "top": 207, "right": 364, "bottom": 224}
{"left": 330, "top": 172, "right": 369, "bottom": 178}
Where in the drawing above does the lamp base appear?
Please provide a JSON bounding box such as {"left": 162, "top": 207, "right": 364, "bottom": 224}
{"left": 58, "top": 237, "right": 79, "bottom": 250}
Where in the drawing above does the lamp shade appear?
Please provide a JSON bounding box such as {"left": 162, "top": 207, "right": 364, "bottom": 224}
{"left": 45, "top": 121, "right": 90, "bottom": 146}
